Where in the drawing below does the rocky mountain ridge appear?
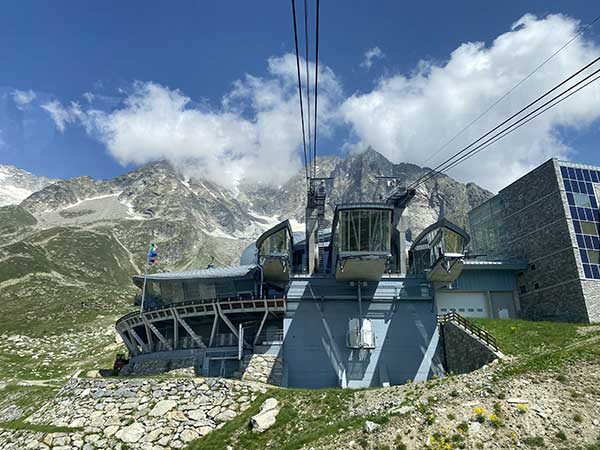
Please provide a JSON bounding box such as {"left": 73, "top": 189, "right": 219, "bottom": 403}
{"left": 0, "top": 164, "right": 54, "bottom": 207}
{"left": 9, "top": 147, "right": 492, "bottom": 245}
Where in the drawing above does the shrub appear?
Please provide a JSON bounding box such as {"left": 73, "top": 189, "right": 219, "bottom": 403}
{"left": 489, "top": 413, "right": 503, "bottom": 428}
{"left": 457, "top": 422, "right": 469, "bottom": 434}
{"left": 574, "top": 413, "right": 583, "bottom": 423}
{"left": 523, "top": 436, "right": 545, "bottom": 447}
{"left": 555, "top": 430, "right": 567, "bottom": 441}
{"left": 473, "top": 407, "right": 486, "bottom": 423}
{"left": 493, "top": 402, "right": 503, "bottom": 416}
{"left": 394, "top": 435, "right": 407, "bottom": 450}
{"left": 447, "top": 413, "right": 456, "bottom": 420}
{"left": 516, "top": 403, "right": 528, "bottom": 414}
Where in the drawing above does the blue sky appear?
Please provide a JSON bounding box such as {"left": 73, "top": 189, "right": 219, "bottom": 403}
{"left": 1, "top": 1, "right": 600, "bottom": 191}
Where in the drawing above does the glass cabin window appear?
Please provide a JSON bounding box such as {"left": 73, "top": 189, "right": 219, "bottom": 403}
{"left": 338, "top": 209, "right": 391, "bottom": 252}
{"left": 442, "top": 228, "right": 465, "bottom": 254}
{"left": 260, "top": 229, "right": 289, "bottom": 255}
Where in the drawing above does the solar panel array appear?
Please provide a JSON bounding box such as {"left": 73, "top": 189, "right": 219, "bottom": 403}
{"left": 560, "top": 165, "right": 600, "bottom": 279}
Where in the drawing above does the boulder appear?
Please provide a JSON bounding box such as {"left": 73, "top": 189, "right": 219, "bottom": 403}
{"left": 149, "top": 399, "right": 178, "bottom": 417}
{"left": 250, "top": 398, "right": 280, "bottom": 433}
{"left": 180, "top": 429, "right": 200, "bottom": 443}
{"left": 363, "top": 421, "right": 380, "bottom": 433}
{"left": 116, "top": 422, "right": 145, "bottom": 443}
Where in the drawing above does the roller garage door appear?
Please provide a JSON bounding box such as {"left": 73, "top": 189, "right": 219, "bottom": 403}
{"left": 435, "top": 291, "right": 490, "bottom": 318}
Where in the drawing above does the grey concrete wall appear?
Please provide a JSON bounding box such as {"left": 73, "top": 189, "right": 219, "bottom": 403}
{"left": 283, "top": 300, "right": 444, "bottom": 388}
{"left": 440, "top": 322, "right": 497, "bottom": 375}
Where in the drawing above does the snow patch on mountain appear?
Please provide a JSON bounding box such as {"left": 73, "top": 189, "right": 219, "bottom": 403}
{"left": 0, "top": 165, "right": 54, "bottom": 207}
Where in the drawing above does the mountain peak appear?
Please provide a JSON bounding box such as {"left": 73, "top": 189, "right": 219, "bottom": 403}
{"left": 0, "top": 164, "right": 55, "bottom": 207}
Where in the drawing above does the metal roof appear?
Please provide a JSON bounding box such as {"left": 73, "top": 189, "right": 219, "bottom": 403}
{"left": 287, "top": 276, "right": 431, "bottom": 301}
{"left": 463, "top": 259, "right": 527, "bottom": 270}
{"left": 133, "top": 264, "right": 258, "bottom": 283}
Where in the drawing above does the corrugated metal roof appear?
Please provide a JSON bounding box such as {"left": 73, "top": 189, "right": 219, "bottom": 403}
{"left": 134, "top": 264, "right": 257, "bottom": 282}
{"left": 287, "top": 276, "right": 431, "bottom": 301}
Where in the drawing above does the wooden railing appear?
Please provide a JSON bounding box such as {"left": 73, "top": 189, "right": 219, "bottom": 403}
{"left": 437, "top": 312, "right": 499, "bottom": 352}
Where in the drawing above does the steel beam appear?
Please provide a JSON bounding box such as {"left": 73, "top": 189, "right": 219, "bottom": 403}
{"left": 253, "top": 299, "right": 270, "bottom": 346}
{"left": 117, "top": 329, "right": 139, "bottom": 356}
{"left": 209, "top": 309, "right": 219, "bottom": 347}
{"left": 142, "top": 316, "right": 172, "bottom": 351}
{"left": 172, "top": 307, "right": 206, "bottom": 348}
{"left": 129, "top": 327, "right": 151, "bottom": 353}
{"left": 173, "top": 317, "right": 179, "bottom": 349}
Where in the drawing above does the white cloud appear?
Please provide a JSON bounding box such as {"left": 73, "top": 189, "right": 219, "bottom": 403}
{"left": 43, "top": 54, "right": 342, "bottom": 189}
{"left": 41, "top": 14, "right": 600, "bottom": 192}
{"left": 41, "top": 100, "right": 86, "bottom": 132}
{"left": 361, "top": 47, "right": 385, "bottom": 69}
{"left": 342, "top": 14, "right": 600, "bottom": 191}
{"left": 12, "top": 89, "right": 36, "bottom": 109}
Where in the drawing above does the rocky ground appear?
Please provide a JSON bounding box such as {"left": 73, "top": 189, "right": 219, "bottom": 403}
{"left": 337, "top": 359, "right": 600, "bottom": 450}
{"left": 0, "top": 376, "right": 266, "bottom": 450}
{"left": 1, "top": 356, "right": 600, "bottom": 449}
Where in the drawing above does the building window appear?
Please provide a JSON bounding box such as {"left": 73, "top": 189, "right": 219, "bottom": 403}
{"left": 529, "top": 264, "right": 536, "bottom": 271}
{"left": 587, "top": 250, "right": 600, "bottom": 264}
{"left": 458, "top": 308, "right": 465, "bottom": 312}
{"left": 440, "top": 308, "right": 447, "bottom": 312}
{"left": 581, "top": 221, "right": 598, "bottom": 235}
{"left": 519, "top": 285, "right": 527, "bottom": 294}
{"left": 468, "top": 308, "right": 474, "bottom": 312}
{"left": 534, "top": 282, "right": 540, "bottom": 290}
{"left": 476, "top": 308, "right": 483, "bottom": 312}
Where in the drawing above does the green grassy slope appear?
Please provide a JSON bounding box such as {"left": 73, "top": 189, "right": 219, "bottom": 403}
{"left": 473, "top": 318, "right": 600, "bottom": 377}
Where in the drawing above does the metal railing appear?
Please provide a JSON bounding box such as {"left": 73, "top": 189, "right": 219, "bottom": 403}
{"left": 437, "top": 312, "right": 499, "bottom": 352}
{"left": 255, "top": 329, "right": 284, "bottom": 344}
{"left": 117, "top": 296, "right": 286, "bottom": 327}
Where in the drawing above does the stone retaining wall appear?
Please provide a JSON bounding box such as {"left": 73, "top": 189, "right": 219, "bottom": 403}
{"left": 240, "top": 354, "right": 283, "bottom": 385}
{"left": 441, "top": 322, "right": 499, "bottom": 375}
{"left": 120, "top": 357, "right": 195, "bottom": 376}
{"left": 0, "top": 376, "right": 266, "bottom": 450}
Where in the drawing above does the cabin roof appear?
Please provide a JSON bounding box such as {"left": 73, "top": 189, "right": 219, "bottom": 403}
{"left": 463, "top": 259, "right": 527, "bottom": 270}
{"left": 255, "top": 219, "right": 293, "bottom": 250}
{"left": 409, "top": 218, "right": 471, "bottom": 251}
{"left": 133, "top": 264, "right": 258, "bottom": 284}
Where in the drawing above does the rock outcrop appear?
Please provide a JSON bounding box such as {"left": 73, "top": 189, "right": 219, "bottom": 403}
{"left": 250, "top": 397, "right": 280, "bottom": 433}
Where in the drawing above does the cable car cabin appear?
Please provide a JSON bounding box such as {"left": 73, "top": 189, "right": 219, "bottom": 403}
{"left": 408, "top": 218, "right": 470, "bottom": 287}
{"left": 256, "top": 220, "right": 294, "bottom": 284}
{"left": 330, "top": 204, "right": 394, "bottom": 281}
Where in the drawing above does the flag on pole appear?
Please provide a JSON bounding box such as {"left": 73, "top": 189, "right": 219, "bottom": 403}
{"left": 147, "top": 243, "right": 159, "bottom": 266}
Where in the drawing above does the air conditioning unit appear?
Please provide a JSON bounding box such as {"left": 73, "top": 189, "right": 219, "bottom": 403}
{"left": 346, "top": 318, "right": 376, "bottom": 349}
{"left": 361, "top": 319, "right": 376, "bottom": 349}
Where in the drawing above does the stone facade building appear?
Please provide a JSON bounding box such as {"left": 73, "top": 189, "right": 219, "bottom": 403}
{"left": 469, "top": 158, "right": 600, "bottom": 323}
